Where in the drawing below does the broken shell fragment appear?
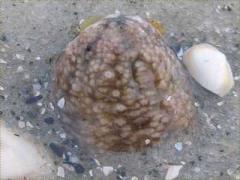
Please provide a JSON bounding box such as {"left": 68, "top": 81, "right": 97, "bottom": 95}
{"left": 183, "top": 43, "right": 234, "bottom": 97}
{"left": 0, "top": 123, "right": 53, "bottom": 179}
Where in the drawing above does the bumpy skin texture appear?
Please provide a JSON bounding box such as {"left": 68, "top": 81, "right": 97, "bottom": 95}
{"left": 54, "top": 15, "right": 194, "bottom": 151}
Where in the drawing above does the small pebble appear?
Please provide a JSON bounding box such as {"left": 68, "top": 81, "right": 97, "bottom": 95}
{"left": 174, "top": 142, "right": 183, "bottom": 151}
{"left": 16, "top": 66, "right": 24, "bottom": 73}
{"left": 217, "top": 124, "right": 222, "bottom": 129}
{"left": 49, "top": 143, "right": 65, "bottom": 157}
{"left": 131, "top": 176, "right": 138, "bottom": 180}
{"left": 94, "top": 159, "right": 101, "bottom": 166}
{"left": 37, "top": 102, "right": 43, "bottom": 106}
{"left": 145, "top": 139, "right": 151, "bottom": 145}
{"left": 25, "top": 95, "right": 43, "bottom": 104}
{"left": 44, "top": 117, "right": 54, "bottom": 124}
{"left": 16, "top": 54, "right": 25, "bottom": 60}
{"left": 57, "top": 166, "right": 65, "bottom": 178}
{"left": 102, "top": 166, "right": 114, "bottom": 176}
{"left": 0, "top": 86, "right": 4, "bottom": 91}
{"left": 57, "top": 97, "right": 65, "bottom": 109}
{"left": 0, "top": 34, "right": 7, "bottom": 41}
{"left": 177, "top": 47, "right": 184, "bottom": 59}
{"left": 0, "top": 59, "right": 7, "bottom": 64}
{"left": 89, "top": 169, "right": 93, "bottom": 176}
{"left": 35, "top": 56, "right": 41, "bottom": 61}
{"left": 26, "top": 121, "right": 34, "bottom": 128}
{"left": 194, "top": 102, "right": 200, "bottom": 107}
{"left": 232, "top": 91, "right": 238, "bottom": 97}
{"left": 49, "top": 102, "right": 55, "bottom": 111}
{"left": 72, "top": 163, "right": 85, "bottom": 174}
{"left": 40, "top": 107, "right": 46, "bottom": 115}
{"left": 18, "top": 121, "right": 25, "bottom": 128}
{"left": 180, "top": 161, "right": 186, "bottom": 165}
{"left": 217, "top": 101, "right": 224, "bottom": 106}
{"left": 227, "top": 169, "right": 233, "bottom": 175}
{"left": 60, "top": 133, "right": 66, "bottom": 139}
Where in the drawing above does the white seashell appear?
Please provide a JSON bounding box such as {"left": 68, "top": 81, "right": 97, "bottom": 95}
{"left": 102, "top": 166, "right": 114, "bottom": 176}
{"left": 165, "top": 165, "right": 183, "bottom": 180}
{"left": 183, "top": 43, "right": 234, "bottom": 97}
{"left": 57, "top": 97, "right": 65, "bottom": 109}
{"left": 0, "top": 124, "right": 53, "bottom": 179}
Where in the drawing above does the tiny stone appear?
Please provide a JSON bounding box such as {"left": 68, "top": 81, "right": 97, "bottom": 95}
{"left": 26, "top": 121, "right": 34, "bottom": 128}
{"left": 180, "top": 161, "right": 186, "bottom": 165}
{"left": 174, "top": 142, "right": 183, "bottom": 151}
{"left": 227, "top": 169, "right": 233, "bottom": 175}
{"left": 35, "top": 56, "right": 41, "bottom": 61}
{"left": 232, "top": 91, "right": 238, "bottom": 97}
{"left": 217, "top": 101, "right": 224, "bottom": 106}
{"left": 37, "top": 102, "right": 43, "bottom": 106}
{"left": 102, "top": 166, "right": 114, "bottom": 176}
{"left": 0, "top": 34, "right": 7, "bottom": 41}
{"left": 145, "top": 11, "right": 150, "bottom": 18}
{"left": 197, "top": 155, "right": 202, "bottom": 161}
{"left": 18, "top": 121, "right": 25, "bottom": 128}
{"left": 89, "top": 169, "right": 93, "bottom": 176}
{"left": 16, "top": 66, "right": 24, "bottom": 73}
{"left": 145, "top": 139, "right": 151, "bottom": 145}
{"left": 57, "top": 166, "right": 65, "bottom": 178}
{"left": 194, "top": 102, "right": 200, "bottom": 107}
{"left": 48, "top": 102, "right": 55, "bottom": 111}
{"left": 71, "top": 163, "right": 85, "bottom": 174}
{"left": 94, "top": 159, "right": 101, "bottom": 166}
{"left": 49, "top": 143, "right": 65, "bottom": 157}
{"left": 177, "top": 47, "right": 184, "bottom": 60}
{"left": 60, "top": 133, "right": 66, "bottom": 139}
{"left": 217, "top": 124, "right": 222, "bottom": 129}
{"left": 131, "top": 176, "right": 139, "bottom": 180}
{"left": 0, "top": 59, "right": 7, "bottom": 64}
{"left": 16, "top": 54, "right": 25, "bottom": 60}
{"left": 57, "top": 97, "right": 65, "bottom": 109}
{"left": 44, "top": 117, "right": 54, "bottom": 124}
{"left": 0, "top": 86, "right": 4, "bottom": 91}
{"left": 25, "top": 95, "right": 43, "bottom": 104}
{"left": 40, "top": 107, "right": 46, "bottom": 115}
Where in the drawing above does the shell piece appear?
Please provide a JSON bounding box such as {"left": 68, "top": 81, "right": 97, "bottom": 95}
{"left": 54, "top": 15, "right": 194, "bottom": 151}
{"left": 165, "top": 165, "right": 183, "bottom": 180}
{"left": 183, "top": 43, "right": 234, "bottom": 97}
{"left": 0, "top": 123, "right": 53, "bottom": 179}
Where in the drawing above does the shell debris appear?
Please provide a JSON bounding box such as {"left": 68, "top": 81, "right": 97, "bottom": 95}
{"left": 183, "top": 43, "right": 234, "bottom": 97}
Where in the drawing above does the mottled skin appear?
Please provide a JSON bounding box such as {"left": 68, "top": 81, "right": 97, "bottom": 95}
{"left": 54, "top": 15, "right": 194, "bottom": 151}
